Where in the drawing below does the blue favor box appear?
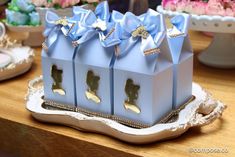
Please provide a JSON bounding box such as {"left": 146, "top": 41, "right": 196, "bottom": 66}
{"left": 74, "top": 36, "right": 115, "bottom": 114}
{"left": 167, "top": 14, "right": 193, "bottom": 109}
{"left": 41, "top": 9, "right": 87, "bottom": 106}
{"left": 112, "top": 10, "right": 174, "bottom": 125}
{"left": 40, "top": 2, "right": 194, "bottom": 127}
{"left": 42, "top": 31, "right": 76, "bottom": 106}
{"left": 71, "top": 2, "right": 119, "bottom": 114}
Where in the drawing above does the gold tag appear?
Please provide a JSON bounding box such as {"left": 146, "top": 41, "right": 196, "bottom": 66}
{"left": 85, "top": 70, "right": 101, "bottom": 104}
{"left": 55, "top": 17, "right": 68, "bottom": 26}
{"left": 66, "top": 23, "right": 75, "bottom": 36}
{"left": 42, "top": 41, "right": 48, "bottom": 52}
{"left": 144, "top": 48, "right": 161, "bottom": 56}
{"left": 51, "top": 65, "right": 66, "bottom": 95}
{"left": 124, "top": 79, "right": 141, "bottom": 114}
{"left": 131, "top": 26, "right": 149, "bottom": 39}
{"left": 103, "top": 28, "right": 115, "bottom": 40}
{"left": 168, "top": 33, "right": 185, "bottom": 38}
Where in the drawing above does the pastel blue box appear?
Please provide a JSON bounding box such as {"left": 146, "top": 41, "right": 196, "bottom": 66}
{"left": 113, "top": 38, "right": 174, "bottom": 125}
{"left": 167, "top": 15, "right": 193, "bottom": 109}
{"left": 74, "top": 35, "right": 115, "bottom": 114}
{"left": 42, "top": 32, "right": 77, "bottom": 106}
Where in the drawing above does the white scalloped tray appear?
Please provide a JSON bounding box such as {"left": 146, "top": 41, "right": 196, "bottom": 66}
{"left": 157, "top": 6, "right": 235, "bottom": 33}
{"left": 25, "top": 76, "right": 226, "bottom": 144}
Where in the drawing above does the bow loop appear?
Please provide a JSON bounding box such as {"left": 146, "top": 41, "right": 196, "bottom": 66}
{"left": 43, "top": 11, "right": 60, "bottom": 37}
{"left": 71, "top": 1, "right": 120, "bottom": 48}
{"left": 121, "top": 12, "right": 141, "bottom": 35}
{"left": 60, "top": 7, "right": 90, "bottom": 40}
{"left": 113, "top": 9, "right": 166, "bottom": 57}
{"left": 73, "top": 6, "right": 89, "bottom": 16}
{"left": 43, "top": 11, "right": 66, "bottom": 52}
{"left": 95, "top": 1, "right": 110, "bottom": 22}
{"left": 111, "top": 10, "right": 123, "bottom": 22}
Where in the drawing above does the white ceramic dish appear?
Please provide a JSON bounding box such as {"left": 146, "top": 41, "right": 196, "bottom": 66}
{"left": 5, "top": 23, "right": 44, "bottom": 47}
{"left": 0, "top": 47, "right": 34, "bottom": 81}
{"left": 157, "top": 6, "right": 235, "bottom": 68}
{"left": 26, "top": 76, "right": 226, "bottom": 144}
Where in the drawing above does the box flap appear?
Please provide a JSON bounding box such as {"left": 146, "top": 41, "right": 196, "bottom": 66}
{"left": 75, "top": 35, "right": 115, "bottom": 68}
{"left": 42, "top": 32, "right": 76, "bottom": 61}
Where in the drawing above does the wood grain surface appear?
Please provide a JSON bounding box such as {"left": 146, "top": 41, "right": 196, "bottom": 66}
{"left": 0, "top": 31, "right": 234, "bottom": 157}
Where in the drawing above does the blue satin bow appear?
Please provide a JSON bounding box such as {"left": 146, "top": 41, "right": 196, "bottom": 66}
{"left": 69, "top": 1, "right": 121, "bottom": 47}
{"left": 112, "top": 9, "right": 166, "bottom": 57}
{"left": 61, "top": 7, "right": 89, "bottom": 40}
{"left": 43, "top": 11, "right": 61, "bottom": 51}
{"left": 171, "top": 14, "right": 190, "bottom": 35}
{"left": 43, "top": 8, "right": 87, "bottom": 51}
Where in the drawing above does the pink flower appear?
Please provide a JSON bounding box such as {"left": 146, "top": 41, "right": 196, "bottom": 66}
{"left": 206, "top": 0, "right": 225, "bottom": 16}
{"left": 163, "top": 0, "right": 178, "bottom": 11}
{"left": 176, "top": 0, "right": 190, "bottom": 12}
{"left": 190, "top": 2, "right": 207, "bottom": 15}
{"left": 31, "top": 0, "right": 81, "bottom": 8}
{"left": 225, "top": 8, "right": 235, "bottom": 16}
{"left": 162, "top": 0, "right": 235, "bottom": 17}
{"left": 85, "top": 0, "right": 100, "bottom": 3}
{"left": 59, "top": 0, "right": 80, "bottom": 8}
{"left": 162, "top": 0, "right": 179, "bottom": 11}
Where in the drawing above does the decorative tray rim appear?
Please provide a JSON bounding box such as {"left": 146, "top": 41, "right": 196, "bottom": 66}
{"left": 26, "top": 76, "right": 226, "bottom": 144}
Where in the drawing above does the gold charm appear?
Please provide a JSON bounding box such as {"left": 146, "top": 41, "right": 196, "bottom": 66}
{"left": 51, "top": 65, "right": 66, "bottom": 95}
{"left": 131, "top": 26, "right": 149, "bottom": 39}
{"left": 55, "top": 17, "right": 68, "bottom": 26}
{"left": 85, "top": 70, "right": 101, "bottom": 104}
{"left": 92, "top": 19, "right": 107, "bottom": 31}
{"left": 124, "top": 79, "right": 141, "bottom": 114}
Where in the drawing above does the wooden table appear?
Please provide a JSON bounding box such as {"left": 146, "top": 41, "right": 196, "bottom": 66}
{"left": 0, "top": 31, "right": 234, "bottom": 157}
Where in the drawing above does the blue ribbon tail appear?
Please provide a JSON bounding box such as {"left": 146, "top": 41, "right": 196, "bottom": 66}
{"left": 154, "top": 31, "right": 166, "bottom": 48}
{"left": 116, "top": 37, "right": 138, "bottom": 57}
{"left": 141, "top": 35, "right": 159, "bottom": 55}
{"left": 171, "top": 14, "right": 190, "bottom": 35}
{"left": 73, "top": 30, "right": 96, "bottom": 45}
{"left": 45, "top": 27, "right": 60, "bottom": 50}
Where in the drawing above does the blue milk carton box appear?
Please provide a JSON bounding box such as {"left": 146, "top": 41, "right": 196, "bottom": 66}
{"left": 41, "top": 10, "right": 86, "bottom": 106}
{"left": 70, "top": 2, "right": 120, "bottom": 114}
{"left": 166, "top": 14, "right": 193, "bottom": 109}
{"left": 112, "top": 10, "right": 174, "bottom": 126}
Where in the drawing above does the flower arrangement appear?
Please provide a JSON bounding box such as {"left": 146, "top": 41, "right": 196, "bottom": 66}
{"left": 31, "top": 0, "right": 101, "bottom": 9}
{"left": 162, "top": 0, "right": 235, "bottom": 17}
{"left": 6, "top": 0, "right": 40, "bottom": 26}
